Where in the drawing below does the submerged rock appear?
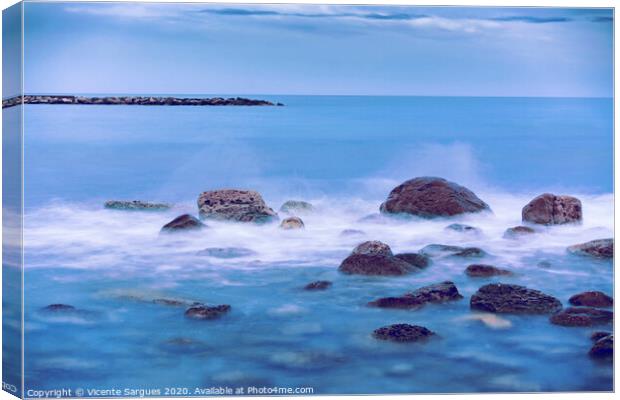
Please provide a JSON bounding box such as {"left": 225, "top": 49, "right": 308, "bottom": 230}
{"left": 522, "top": 193, "right": 582, "bottom": 225}
{"left": 152, "top": 298, "right": 188, "bottom": 307}
{"left": 591, "top": 331, "right": 612, "bottom": 341}
{"left": 280, "top": 216, "right": 305, "bottom": 230}
{"left": 394, "top": 253, "right": 431, "bottom": 269}
{"left": 379, "top": 177, "right": 490, "bottom": 218}
{"left": 503, "top": 226, "right": 536, "bottom": 239}
{"left": 279, "top": 200, "right": 314, "bottom": 214}
{"left": 445, "top": 223, "right": 481, "bottom": 234}
{"left": 373, "top": 324, "right": 435, "bottom": 343}
{"left": 550, "top": 307, "right": 613, "bottom": 327}
{"left": 197, "top": 189, "right": 278, "bottom": 223}
{"left": 196, "top": 247, "right": 257, "bottom": 258}
{"left": 452, "top": 247, "right": 487, "bottom": 258}
{"left": 340, "top": 229, "right": 365, "bottom": 237}
{"left": 352, "top": 241, "right": 393, "bottom": 257}
{"left": 369, "top": 281, "right": 463, "bottom": 309}
{"left": 357, "top": 213, "right": 391, "bottom": 224}
{"left": 569, "top": 291, "right": 613, "bottom": 308}
{"left": 470, "top": 284, "right": 562, "bottom": 314}
{"left": 41, "top": 304, "right": 76, "bottom": 312}
{"left": 303, "top": 281, "right": 332, "bottom": 291}
{"left": 568, "top": 239, "right": 613, "bottom": 259}
{"left": 184, "top": 305, "right": 231, "bottom": 320}
{"left": 419, "top": 244, "right": 464, "bottom": 257}
{"left": 161, "top": 214, "right": 206, "bottom": 232}
{"left": 465, "top": 264, "right": 512, "bottom": 278}
{"left": 104, "top": 200, "right": 170, "bottom": 211}
{"left": 589, "top": 335, "right": 613, "bottom": 360}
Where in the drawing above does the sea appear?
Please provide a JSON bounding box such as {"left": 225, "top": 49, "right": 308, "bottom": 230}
{"left": 8, "top": 95, "right": 615, "bottom": 393}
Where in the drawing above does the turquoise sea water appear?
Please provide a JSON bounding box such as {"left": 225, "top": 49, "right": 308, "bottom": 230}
{"left": 16, "top": 96, "right": 614, "bottom": 394}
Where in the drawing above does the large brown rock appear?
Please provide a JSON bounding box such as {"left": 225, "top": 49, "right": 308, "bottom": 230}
{"left": 521, "top": 193, "right": 582, "bottom": 225}
{"left": 568, "top": 239, "right": 613, "bottom": 259}
{"left": 197, "top": 189, "right": 278, "bottom": 223}
{"left": 470, "top": 284, "right": 562, "bottom": 314}
{"left": 569, "top": 291, "right": 613, "bottom": 308}
{"left": 379, "top": 177, "right": 490, "bottom": 218}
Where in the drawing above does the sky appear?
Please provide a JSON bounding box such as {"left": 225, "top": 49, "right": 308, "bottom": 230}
{"left": 16, "top": 2, "right": 614, "bottom": 97}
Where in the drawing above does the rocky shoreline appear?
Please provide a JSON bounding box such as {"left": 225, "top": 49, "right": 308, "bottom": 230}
{"left": 2, "top": 94, "right": 283, "bottom": 108}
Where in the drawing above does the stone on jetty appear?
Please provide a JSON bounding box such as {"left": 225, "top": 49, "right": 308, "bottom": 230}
{"left": 568, "top": 239, "right": 614, "bottom": 259}
{"left": 522, "top": 193, "right": 582, "bottom": 225}
{"left": 280, "top": 217, "right": 305, "bottom": 230}
{"left": 470, "top": 283, "right": 562, "bottom": 314}
{"left": 369, "top": 281, "right": 462, "bottom": 309}
{"left": 197, "top": 189, "right": 278, "bottom": 223}
{"left": 589, "top": 335, "right": 613, "bottom": 360}
{"left": 569, "top": 291, "right": 613, "bottom": 308}
{"left": 104, "top": 200, "right": 171, "bottom": 211}
{"left": 503, "top": 226, "right": 536, "bottom": 239}
{"left": 161, "top": 214, "right": 206, "bottom": 232}
{"left": 279, "top": 200, "right": 314, "bottom": 214}
{"left": 303, "top": 281, "right": 332, "bottom": 291}
{"left": 373, "top": 324, "right": 435, "bottom": 343}
{"left": 380, "top": 177, "right": 490, "bottom": 218}
{"left": 394, "top": 253, "right": 430, "bottom": 269}
{"left": 550, "top": 307, "right": 613, "bottom": 327}
{"left": 184, "top": 305, "right": 231, "bottom": 320}
{"left": 465, "top": 264, "right": 512, "bottom": 278}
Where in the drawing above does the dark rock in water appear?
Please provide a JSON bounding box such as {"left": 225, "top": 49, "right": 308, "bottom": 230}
{"left": 379, "top": 177, "right": 490, "bottom": 218}
{"left": 339, "top": 254, "right": 415, "bottom": 276}
{"left": 568, "top": 239, "right": 614, "bottom": 259}
{"left": 394, "top": 253, "right": 430, "bottom": 269}
{"left": 340, "top": 229, "right": 365, "bottom": 237}
{"left": 197, "top": 189, "right": 278, "bottom": 223}
{"left": 452, "top": 247, "right": 487, "bottom": 258}
{"left": 152, "top": 298, "right": 188, "bottom": 307}
{"left": 537, "top": 260, "right": 552, "bottom": 269}
{"left": 185, "top": 305, "right": 231, "bottom": 320}
{"left": 196, "top": 247, "right": 257, "bottom": 258}
{"left": 279, "top": 200, "right": 314, "bottom": 214}
{"left": 503, "top": 225, "right": 536, "bottom": 239}
{"left": 445, "top": 223, "right": 481, "bottom": 234}
{"left": 352, "top": 240, "right": 393, "bottom": 257}
{"left": 373, "top": 324, "right": 435, "bottom": 343}
{"left": 550, "top": 307, "right": 613, "bottom": 327}
{"left": 569, "top": 291, "right": 613, "bottom": 308}
{"left": 589, "top": 335, "right": 613, "bottom": 359}
{"left": 522, "top": 193, "right": 582, "bottom": 225}
{"left": 42, "top": 304, "right": 76, "bottom": 312}
{"left": 161, "top": 214, "right": 206, "bottom": 232}
{"left": 591, "top": 331, "right": 612, "bottom": 341}
{"left": 303, "top": 281, "right": 332, "bottom": 291}
{"left": 280, "top": 216, "right": 305, "bottom": 230}
{"left": 369, "top": 281, "right": 462, "bottom": 309}
{"left": 465, "top": 264, "right": 512, "bottom": 277}
{"left": 104, "top": 200, "right": 170, "bottom": 211}
{"left": 470, "top": 283, "right": 562, "bottom": 314}
{"left": 419, "top": 244, "right": 465, "bottom": 257}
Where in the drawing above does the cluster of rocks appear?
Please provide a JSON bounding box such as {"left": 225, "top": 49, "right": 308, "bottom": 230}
{"left": 2, "top": 95, "right": 282, "bottom": 108}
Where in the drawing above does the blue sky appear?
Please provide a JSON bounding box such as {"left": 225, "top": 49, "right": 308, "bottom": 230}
{"left": 21, "top": 2, "right": 613, "bottom": 97}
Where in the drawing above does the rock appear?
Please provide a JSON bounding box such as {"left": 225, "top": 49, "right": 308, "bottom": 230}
{"left": 338, "top": 254, "right": 415, "bottom": 276}
{"left": 445, "top": 223, "right": 481, "bottom": 234}
{"left": 184, "top": 305, "right": 231, "bottom": 320}
{"left": 394, "top": 253, "right": 430, "bottom": 269}
{"left": 369, "top": 281, "right": 463, "bottom": 309}
{"left": 41, "top": 304, "right": 76, "bottom": 312}
{"left": 303, "top": 281, "right": 332, "bottom": 291}
{"left": 521, "top": 193, "right": 582, "bottom": 225}
{"left": 589, "top": 335, "right": 613, "bottom": 359}
{"left": 470, "top": 284, "right": 562, "bottom": 314}
{"left": 279, "top": 200, "right": 314, "bottom": 214}
{"left": 161, "top": 214, "right": 206, "bottom": 232}
{"left": 418, "top": 244, "right": 486, "bottom": 258}
{"left": 569, "top": 291, "right": 613, "bottom": 308}
{"left": 352, "top": 241, "right": 393, "bottom": 257}
{"left": 372, "top": 324, "right": 435, "bottom": 343}
{"left": 340, "top": 229, "right": 365, "bottom": 237}
{"left": 591, "top": 331, "right": 612, "bottom": 341}
{"left": 280, "top": 216, "right": 305, "bottom": 230}
{"left": 152, "top": 298, "right": 187, "bottom": 307}
{"left": 550, "top": 307, "right": 613, "bottom": 327}
{"left": 379, "top": 177, "right": 490, "bottom": 218}
{"left": 465, "top": 264, "right": 512, "bottom": 277}
{"left": 104, "top": 200, "right": 170, "bottom": 211}
{"left": 503, "top": 226, "right": 536, "bottom": 239}
{"left": 568, "top": 239, "right": 613, "bottom": 259}
{"left": 196, "top": 247, "right": 257, "bottom": 258}
{"left": 197, "top": 189, "right": 278, "bottom": 223}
